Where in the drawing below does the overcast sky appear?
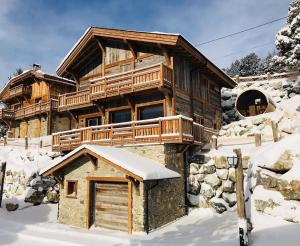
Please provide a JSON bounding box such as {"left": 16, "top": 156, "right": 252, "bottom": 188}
{"left": 0, "top": 0, "right": 291, "bottom": 87}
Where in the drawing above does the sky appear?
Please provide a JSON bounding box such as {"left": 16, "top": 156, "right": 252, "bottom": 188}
{"left": 0, "top": 0, "right": 291, "bottom": 87}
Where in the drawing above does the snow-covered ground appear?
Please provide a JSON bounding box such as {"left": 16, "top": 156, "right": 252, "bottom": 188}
{"left": 0, "top": 203, "right": 299, "bottom": 246}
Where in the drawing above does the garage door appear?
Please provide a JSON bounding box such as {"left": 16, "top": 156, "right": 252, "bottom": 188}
{"left": 94, "top": 182, "right": 128, "bottom": 231}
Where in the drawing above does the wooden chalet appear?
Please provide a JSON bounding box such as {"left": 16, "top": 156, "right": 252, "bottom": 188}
{"left": 52, "top": 27, "right": 236, "bottom": 151}
{"left": 0, "top": 66, "right": 75, "bottom": 138}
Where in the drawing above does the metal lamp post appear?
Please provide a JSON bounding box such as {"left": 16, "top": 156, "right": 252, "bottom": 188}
{"left": 227, "top": 149, "right": 249, "bottom": 246}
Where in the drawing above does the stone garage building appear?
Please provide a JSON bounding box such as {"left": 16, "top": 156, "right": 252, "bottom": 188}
{"left": 41, "top": 144, "right": 183, "bottom": 233}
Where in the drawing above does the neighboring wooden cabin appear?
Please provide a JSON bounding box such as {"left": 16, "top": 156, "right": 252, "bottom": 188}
{"left": 52, "top": 27, "right": 236, "bottom": 151}
{"left": 0, "top": 66, "right": 75, "bottom": 138}
{"left": 41, "top": 144, "right": 183, "bottom": 233}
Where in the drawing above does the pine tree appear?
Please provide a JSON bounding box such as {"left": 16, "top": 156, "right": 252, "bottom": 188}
{"left": 239, "top": 53, "right": 262, "bottom": 76}
{"left": 270, "top": 0, "right": 300, "bottom": 71}
{"left": 225, "top": 60, "right": 241, "bottom": 77}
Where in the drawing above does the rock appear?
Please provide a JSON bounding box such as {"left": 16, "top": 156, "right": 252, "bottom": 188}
{"left": 15, "top": 185, "right": 25, "bottom": 196}
{"left": 25, "top": 190, "right": 45, "bottom": 205}
{"left": 26, "top": 152, "right": 35, "bottom": 161}
{"left": 296, "top": 106, "right": 300, "bottom": 112}
{"left": 256, "top": 169, "right": 282, "bottom": 189}
{"left": 252, "top": 117, "right": 265, "bottom": 126}
{"left": 214, "top": 156, "right": 229, "bottom": 169}
{"left": 280, "top": 180, "right": 300, "bottom": 200}
{"left": 189, "top": 163, "right": 199, "bottom": 175}
{"left": 222, "top": 180, "right": 235, "bottom": 193}
{"left": 187, "top": 194, "right": 209, "bottom": 208}
{"left": 215, "top": 186, "right": 223, "bottom": 198}
{"left": 204, "top": 173, "right": 221, "bottom": 188}
{"left": 46, "top": 190, "right": 59, "bottom": 203}
{"left": 242, "top": 156, "right": 250, "bottom": 169}
{"left": 200, "top": 183, "right": 215, "bottom": 199}
{"left": 200, "top": 160, "right": 216, "bottom": 174}
{"left": 228, "top": 168, "right": 236, "bottom": 182}
{"left": 222, "top": 192, "right": 237, "bottom": 207}
{"left": 195, "top": 173, "right": 205, "bottom": 182}
{"left": 221, "top": 90, "right": 232, "bottom": 100}
{"left": 216, "top": 169, "right": 228, "bottom": 180}
{"left": 289, "top": 92, "right": 296, "bottom": 98}
{"left": 6, "top": 203, "right": 19, "bottom": 212}
{"left": 258, "top": 150, "right": 293, "bottom": 172}
{"left": 291, "top": 86, "right": 300, "bottom": 94}
{"left": 255, "top": 199, "right": 278, "bottom": 212}
{"left": 5, "top": 175, "right": 13, "bottom": 184}
{"left": 270, "top": 80, "right": 282, "bottom": 90}
{"left": 279, "top": 118, "right": 294, "bottom": 134}
{"left": 188, "top": 176, "right": 201, "bottom": 195}
{"left": 221, "top": 99, "right": 234, "bottom": 110}
{"left": 209, "top": 198, "right": 227, "bottom": 214}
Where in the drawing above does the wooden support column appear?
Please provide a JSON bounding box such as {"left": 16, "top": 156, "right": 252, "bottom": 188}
{"left": 158, "top": 44, "right": 171, "bottom": 66}
{"left": 124, "top": 39, "right": 137, "bottom": 70}
{"left": 255, "top": 133, "right": 262, "bottom": 147}
{"left": 212, "top": 135, "right": 218, "bottom": 150}
{"left": 68, "top": 111, "right": 79, "bottom": 128}
{"left": 233, "top": 148, "right": 249, "bottom": 246}
{"left": 25, "top": 136, "right": 28, "bottom": 149}
{"left": 271, "top": 121, "right": 280, "bottom": 142}
{"left": 95, "top": 38, "right": 106, "bottom": 76}
{"left": 124, "top": 96, "right": 135, "bottom": 120}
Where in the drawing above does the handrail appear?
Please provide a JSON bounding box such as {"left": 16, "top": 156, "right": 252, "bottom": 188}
{"left": 52, "top": 115, "right": 214, "bottom": 152}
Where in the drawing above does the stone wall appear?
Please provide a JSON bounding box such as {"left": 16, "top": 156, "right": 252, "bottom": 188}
{"left": 125, "top": 144, "right": 186, "bottom": 231}
{"left": 187, "top": 153, "right": 250, "bottom": 213}
{"left": 52, "top": 114, "right": 72, "bottom": 133}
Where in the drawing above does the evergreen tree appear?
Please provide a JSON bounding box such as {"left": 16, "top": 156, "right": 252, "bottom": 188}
{"left": 239, "top": 53, "right": 261, "bottom": 76}
{"left": 270, "top": 0, "right": 300, "bottom": 71}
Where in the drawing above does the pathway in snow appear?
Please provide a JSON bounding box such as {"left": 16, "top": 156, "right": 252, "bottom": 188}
{"left": 1, "top": 204, "right": 300, "bottom": 246}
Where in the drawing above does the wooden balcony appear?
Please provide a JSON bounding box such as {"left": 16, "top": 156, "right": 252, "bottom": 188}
{"left": 52, "top": 115, "right": 214, "bottom": 152}
{"left": 0, "top": 109, "right": 15, "bottom": 120}
{"left": 90, "top": 63, "right": 173, "bottom": 100}
{"left": 58, "top": 89, "right": 92, "bottom": 111}
{"left": 3, "top": 84, "right": 31, "bottom": 101}
{"left": 57, "top": 63, "right": 173, "bottom": 111}
{"left": 14, "top": 99, "right": 58, "bottom": 120}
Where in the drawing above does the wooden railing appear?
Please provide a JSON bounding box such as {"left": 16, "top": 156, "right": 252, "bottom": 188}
{"left": 91, "top": 63, "right": 172, "bottom": 99}
{"left": 14, "top": 99, "right": 58, "bottom": 120}
{"left": 58, "top": 89, "right": 91, "bottom": 110}
{"left": 52, "top": 115, "right": 208, "bottom": 152}
{"left": 57, "top": 63, "right": 173, "bottom": 111}
{"left": 0, "top": 109, "right": 15, "bottom": 120}
{"left": 3, "top": 84, "right": 31, "bottom": 100}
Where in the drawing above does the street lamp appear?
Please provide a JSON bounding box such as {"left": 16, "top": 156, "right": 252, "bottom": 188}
{"left": 227, "top": 149, "right": 249, "bottom": 246}
{"left": 227, "top": 155, "right": 239, "bottom": 168}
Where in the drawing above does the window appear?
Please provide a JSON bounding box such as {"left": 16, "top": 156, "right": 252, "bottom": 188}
{"left": 66, "top": 180, "right": 78, "bottom": 198}
{"left": 110, "top": 109, "right": 131, "bottom": 124}
{"left": 138, "top": 104, "right": 164, "bottom": 120}
{"left": 86, "top": 117, "right": 101, "bottom": 127}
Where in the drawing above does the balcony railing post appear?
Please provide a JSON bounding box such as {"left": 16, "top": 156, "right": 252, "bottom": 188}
{"left": 158, "top": 118, "right": 162, "bottom": 143}
{"left": 160, "top": 63, "right": 164, "bottom": 86}
{"left": 178, "top": 116, "right": 183, "bottom": 141}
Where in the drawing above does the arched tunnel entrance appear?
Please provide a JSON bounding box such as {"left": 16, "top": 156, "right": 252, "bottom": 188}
{"left": 235, "top": 89, "right": 276, "bottom": 117}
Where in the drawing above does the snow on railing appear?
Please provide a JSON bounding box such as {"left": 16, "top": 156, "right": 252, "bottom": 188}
{"left": 233, "top": 69, "right": 300, "bottom": 83}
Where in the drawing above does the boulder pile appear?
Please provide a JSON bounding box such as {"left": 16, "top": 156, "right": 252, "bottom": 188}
{"left": 187, "top": 154, "right": 250, "bottom": 213}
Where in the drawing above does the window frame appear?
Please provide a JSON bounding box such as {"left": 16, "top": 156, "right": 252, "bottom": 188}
{"left": 136, "top": 101, "right": 165, "bottom": 121}
{"left": 66, "top": 180, "right": 78, "bottom": 199}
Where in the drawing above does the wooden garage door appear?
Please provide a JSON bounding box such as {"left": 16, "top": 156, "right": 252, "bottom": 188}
{"left": 94, "top": 182, "right": 128, "bottom": 231}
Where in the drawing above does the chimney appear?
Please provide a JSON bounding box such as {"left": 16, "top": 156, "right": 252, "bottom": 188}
{"left": 32, "top": 64, "right": 42, "bottom": 71}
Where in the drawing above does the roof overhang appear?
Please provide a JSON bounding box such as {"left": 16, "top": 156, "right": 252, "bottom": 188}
{"left": 40, "top": 144, "right": 181, "bottom": 181}
{"left": 56, "top": 27, "right": 236, "bottom": 88}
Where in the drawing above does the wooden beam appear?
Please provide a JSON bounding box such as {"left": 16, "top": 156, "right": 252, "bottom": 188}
{"left": 95, "top": 37, "right": 106, "bottom": 76}
{"left": 53, "top": 173, "right": 64, "bottom": 189}
{"left": 94, "top": 103, "right": 105, "bottom": 116}
{"left": 124, "top": 39, "right": 137, "bottom": 59}
{"left": 68, "top": 110, "right": 78, "bottom": 127}
{"left": 158, "top": 44, "right": 171, "bottom": 66}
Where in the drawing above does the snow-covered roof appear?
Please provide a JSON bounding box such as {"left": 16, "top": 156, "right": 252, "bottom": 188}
{"left": 40, "top": 144, "right": 180, "bottom": 180}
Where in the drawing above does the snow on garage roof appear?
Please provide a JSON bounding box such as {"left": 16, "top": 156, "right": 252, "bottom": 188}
{"left": 40, "top": 144, "right": 180, "bottom": 180}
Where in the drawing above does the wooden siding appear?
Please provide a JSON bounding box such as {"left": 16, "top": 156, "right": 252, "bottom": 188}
{"left": 94, "top": 182, "right": 129, "bottom": 232}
